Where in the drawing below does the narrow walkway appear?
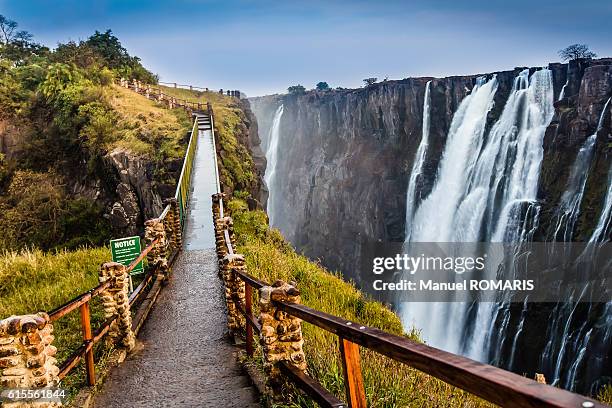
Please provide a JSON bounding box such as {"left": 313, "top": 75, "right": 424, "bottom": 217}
{"left": 93, "top": 115, "right": 259, "bottom": 408}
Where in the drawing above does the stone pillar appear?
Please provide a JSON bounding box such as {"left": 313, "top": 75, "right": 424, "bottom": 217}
{"left": 99, "top": 263, "right": 136, "bottom": 351}
{"left": 212, "top": 193, "right": 226, "bottom": 263}
{"left": 0, "top": 313, "right": 60, "bottom": 403}
{"left": 163, "top": 198, "right": 182, "bottom": 251}
{"left": 145, "top": 218, "right": 170, "bottom": 281}
{"left": 259, "top": 280, "right": 307, "bottom": 395}
{"left": 220, "top": 254, "right": 246, "bottom": 335}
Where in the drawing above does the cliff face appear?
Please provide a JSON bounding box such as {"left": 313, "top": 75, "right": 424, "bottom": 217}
{"left": 250, "top": 58, "right": 612, "bottom": 285}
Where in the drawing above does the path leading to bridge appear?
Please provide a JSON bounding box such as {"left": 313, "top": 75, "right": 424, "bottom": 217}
{"left": 93, "top": 115, "right": 260, "bottom": 408}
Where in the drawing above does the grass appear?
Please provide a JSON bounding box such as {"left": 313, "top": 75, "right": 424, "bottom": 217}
{"left": 158, "top": 85, "right": 257, "bottom": 192}
{"left": 227, "top": 198, "right": 496, "bottom": 408}
{"left": 107, "top": 84, "right": 192, "bottom": 160}
{"left": 0, "top": 246, "right": 115, "bottom": 398}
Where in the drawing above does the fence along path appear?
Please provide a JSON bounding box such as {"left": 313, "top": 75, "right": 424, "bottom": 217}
{"left": 0, "top": 79, "right": 607, "bottom": 408}
{"left": 92, "top": 112, "right": 259, "bottom": 407}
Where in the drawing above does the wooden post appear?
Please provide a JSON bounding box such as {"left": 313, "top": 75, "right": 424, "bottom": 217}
{"left": 339, "top": 337, "right": 367, "bottom": 408}
{"left": 245, "top": 284, "right": 254, "bottom": 357}
{"left": 80, "top": 301, "right": 96, "bottom": 386}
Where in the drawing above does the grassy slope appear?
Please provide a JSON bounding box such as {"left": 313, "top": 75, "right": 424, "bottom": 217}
{"left": 108, "top": 84, "right": 191, "bottom": 159}
{"left": 0, "top": 85, "right": 193, "bottom": 395}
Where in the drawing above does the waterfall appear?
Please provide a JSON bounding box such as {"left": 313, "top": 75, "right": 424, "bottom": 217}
{"left": 558, "top": 64, "right": 569, "bottom": 101}
{"left": 553, "top": 97, "right": 611, "bottom": 242}
{"left": 264, "top": 105, "right": 284, "bottom": 225}
{"left": 401, "top": 69, "right": 555, "bottom": 356}
{"left": 404, "top": 81, "right": 432, "bottom": 243}
{"left": 588, "top": 98, "right": 612, "bottom": 243}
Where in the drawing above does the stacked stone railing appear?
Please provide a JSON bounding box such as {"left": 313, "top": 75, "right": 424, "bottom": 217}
{"left": 209, "top": 138, "right": 606, "bottom": 406}
{"left": 0, "top": 115, "right": 201, "bottom": 405}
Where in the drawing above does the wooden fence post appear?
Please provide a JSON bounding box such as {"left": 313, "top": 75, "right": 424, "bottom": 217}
{"left": 79, "top": 302, "right": 96, "bottom": 386}
{"left": 259, "top": 280, "right": 307, "bottom": 397}
{"left": 339, "top": 338, "right": 367, "bottom": 408}
{"left": 245, "top": 284, "right": 254, "bottom": 357}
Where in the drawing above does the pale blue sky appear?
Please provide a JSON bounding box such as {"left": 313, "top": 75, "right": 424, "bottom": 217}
{"left": 1, "top": 0, "right": 610, "bottom": 96}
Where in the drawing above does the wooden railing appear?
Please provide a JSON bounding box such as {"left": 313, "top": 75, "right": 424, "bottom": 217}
{"left": 209, "top": 128, "right": 606, "bottom": 407}
{"left": 40, "top": 116, "right": 202, "bottom": 386}
{"left": 158, "top": 81, "right": 241, "bottom": 97}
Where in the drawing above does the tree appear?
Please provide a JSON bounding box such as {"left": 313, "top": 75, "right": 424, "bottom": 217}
{"left": 316, "top": 81, "right": 330, "bottom": 91}
{"left": 363, "top": 77, "right": 378, "bottom": 86}
{"left": 0, "top": 15, "right": 18, "bottom": 45}
{"left": 558, "top": 44, "right": 597, "bottom": 61}
{"left": 287, "top": 84, "right": 306, "bottom": 94}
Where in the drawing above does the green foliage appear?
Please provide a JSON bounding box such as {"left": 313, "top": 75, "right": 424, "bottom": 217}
{"left": 316, "top": 81, "right": 330, "bottom": 91}
{"left": 85, "top": 30, "right": 158, "bottom": 83}
{"left": 363, "top": 77, "right": 378, "bottom": 86}
{"left": 559, "top": 44, "right": 597, "bottom": 61}
{"left": 287, "top": 84, "right": 306, "bottom": 94}
{"left": 0, "top": 171, "right": 111, "bottom": 251}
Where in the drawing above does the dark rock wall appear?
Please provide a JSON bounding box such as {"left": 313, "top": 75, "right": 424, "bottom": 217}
{"left": 250, "top": 59, "right": 612, "bottom": 285}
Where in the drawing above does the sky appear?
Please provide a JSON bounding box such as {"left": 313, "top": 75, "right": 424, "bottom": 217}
{"left": 1, "top": 0, "right": 611, "bottom": 96}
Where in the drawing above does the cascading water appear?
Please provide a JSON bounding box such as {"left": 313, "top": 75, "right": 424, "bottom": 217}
{"left": 403, "top": 81, "right": 431, "bottom": 243}
{"left": 553, "top": 97, "right": 611, "bottom": 242}
{"left": 263, "top": 105, "right": 284, "bottom": 226}
{"left": 558, "top": 64, "right": 569, "bottom": 101}
{"left": 401, "top": 69, "right": 555, "bottom": 358}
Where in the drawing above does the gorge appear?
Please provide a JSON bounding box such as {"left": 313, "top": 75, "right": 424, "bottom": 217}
{"left": 249, "top": 58, "right": 612, "bottom": 395}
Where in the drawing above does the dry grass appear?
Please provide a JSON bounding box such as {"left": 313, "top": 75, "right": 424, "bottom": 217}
{"left": 107, "top": 85, "right": 192, "bottom": 158}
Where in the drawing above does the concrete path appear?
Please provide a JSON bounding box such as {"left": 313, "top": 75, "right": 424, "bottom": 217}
{"left": 93, "top": 118, "right": 260, "bottom": 408}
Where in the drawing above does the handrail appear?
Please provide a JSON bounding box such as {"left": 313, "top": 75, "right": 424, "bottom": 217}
{"left": 39, "top": 109, "right": 204, "bottom": 386}
{"left": 211, "top": 142, "right": 605, "bottom": 408}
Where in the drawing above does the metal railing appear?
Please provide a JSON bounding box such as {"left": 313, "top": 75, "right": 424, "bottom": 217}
{"left": 209, "top": 124, "right": 606, "bottom": 408}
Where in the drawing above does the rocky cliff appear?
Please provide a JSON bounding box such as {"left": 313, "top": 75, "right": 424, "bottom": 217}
{"left": 250, "top": 58, "right": 612, "bottom": 285}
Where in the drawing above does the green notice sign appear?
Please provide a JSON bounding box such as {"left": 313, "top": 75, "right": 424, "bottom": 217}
{"left": 110, "top": 236, "right": 144, "bottom": 275}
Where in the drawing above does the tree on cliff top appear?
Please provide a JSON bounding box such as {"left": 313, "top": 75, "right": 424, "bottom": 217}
{"left": 316, "top": 81, "right": 330, "bottom": 91}
{"left": 559, "top": 44, "right": 597, "bottom": 61}
{"left": 288, "top": 84, "right": 306, "bottom": 94}
{"left": 363, "top": 77, "right": 378, "bottom": 86}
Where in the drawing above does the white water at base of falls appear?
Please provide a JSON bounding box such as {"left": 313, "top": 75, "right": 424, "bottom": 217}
{"left": 404, "top": 81, "right": 431, "bottom": 243}
{"left": 263, "top": 105, "right": 284, "bottom": 226}
{"left": 400, "top": 69, "right": 555, "bottom": 358}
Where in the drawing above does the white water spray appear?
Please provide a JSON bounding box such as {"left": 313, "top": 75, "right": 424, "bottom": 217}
{"left": 404, "top": 81, "right": 432, "bottom": 243}
{"left": 264, "top": 105, "right": 284, "bottom": 225}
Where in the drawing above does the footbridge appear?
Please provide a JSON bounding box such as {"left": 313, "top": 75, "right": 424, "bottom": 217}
{"left": 0, "top": 80, "right": 606, "bottom": 408}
